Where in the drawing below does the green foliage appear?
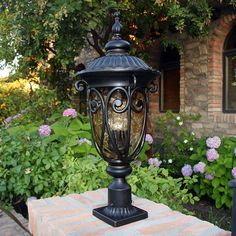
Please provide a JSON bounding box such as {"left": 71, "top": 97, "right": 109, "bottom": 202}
{"left": 0, "top": 0, "right": 235, "bottom": 86}
{"left": 155, "top": 111, "right": 200, "bottom": 176}
{"left": 0, "top": 112, "right": 98, "bottom": 202}
{"left": 190, "top": 136, "right": 236, "bottom": 208}
{"left": 129, "top": 165, "right": 199, "bottom": 212}
{"left": 0, "top": 108, "right": 198, "bottom": 212}
{"left": 0, "top": 78, "right": 68, "bottom": 124}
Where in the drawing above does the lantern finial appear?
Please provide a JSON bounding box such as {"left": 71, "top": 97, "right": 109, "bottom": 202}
{"left": 105, "top": 12, "right": 130, "bottom": 53}
{"left": 112, "top": 12, "right": 122, "bottom": 40}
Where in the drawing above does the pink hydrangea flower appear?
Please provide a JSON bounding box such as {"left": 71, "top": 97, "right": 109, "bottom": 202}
{"left": 205, "top": 173, "right": 214, "bottom": 180}
{"left": 181, "top": 164, "right": 193, "bottom": 177}
{"left": 206, "top": 136, "right": 221, "bottom": 149}
{"left": 38, "top": 125, "right": 52, "bottom": 137}
{"left": 193, "top": 162, "right": 206, "bottom": 174}
{"left": 135, "top": 160, "right": 142, "bottom": 167}
{"left": 63, "top": 108, "right": 77, "bottom": 118}
{"left": 145, "top": 134, "right": 153, "bottom": 145}
{"left": 148, "top": 158, "right": 162, "bottom": 168}
{"left": 206, "top": 148, "right": 219, "bottom": 162}
{"left": 232, "top": 167, "right": 236, "bottom": 179}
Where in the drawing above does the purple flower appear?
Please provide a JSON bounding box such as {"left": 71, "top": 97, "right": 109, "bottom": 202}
{"left": 148, "top": 158, "right": 162, "bottom": 168}
{"left": 78, "top": 138, "right": 92, "bottom": 146}
{"left": 193, "top": 162, "right": 206, "bottom": 174}
{"left": 145, "top": 134, "right": 153, "bottom": 145}
{"left": 181, "top": 164, "right": 193, "bottom": 177}
{"left": 234, "top": 148, "right": 236, "bottom": 157}
{"left": 205, "top": 173, "right": 214, "bottom": 180}
{"left": 206, "top": 148, "right": 219, "bottom": 162}
{"left": 4, "top": 116, "right": 13, "bottom": 124}
{"left": 135, "top": 160, "right": 142, "bottom": 167}
{"left": 206, "top": 136, "right": 221, "bottom": 149}
{"left": 232, "top": 167, "right": 236, "bottom": 179}
{"left": 63, "top": 108, "right": 77, "bottom": 118}
{"left": 38, "top": 125, "right": 52, "bottom": 137}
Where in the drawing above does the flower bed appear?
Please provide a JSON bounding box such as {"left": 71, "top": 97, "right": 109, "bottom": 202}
{"left": 155, "top": 111, "right": 236, "bottom": 209}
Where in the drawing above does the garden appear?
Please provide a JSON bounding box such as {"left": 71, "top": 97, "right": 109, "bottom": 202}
{"left": 1, "top": 0, "right": 236, "bottom": 234}
{"left": 0, "top": 77, "right": 235, "bottom": 231}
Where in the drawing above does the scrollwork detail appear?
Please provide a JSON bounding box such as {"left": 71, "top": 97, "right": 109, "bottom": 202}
{"left": 88, "top": 88, "right": 104, "bottom": 114}
{"left": 107, "top": 87, "right": 129, "bottom": 113}
{"left": 131, "top": 88, "right": 145, "bottom": 113}
{"left": 75, "top": 80, "right": 88, "bottom": 92}
{"left": 147, "top": 76, "right": 159, "bottom": 93}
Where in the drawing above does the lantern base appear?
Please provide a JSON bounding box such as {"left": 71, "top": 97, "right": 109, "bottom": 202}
{"left": 93, "top": 205, "right": 148, "bottom": 227}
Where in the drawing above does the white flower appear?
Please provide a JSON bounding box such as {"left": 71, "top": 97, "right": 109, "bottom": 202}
{"left": 184, "top": 139, "right": 188, "bottom": 144}
{"left": 189, "top": 147, "right": 193, "bottom": 151}
{"left": 79, "top": 138, "right": 92, "bottom": 146}
{"left": 168, "top": 159, "right": 173, "bottom": 164}
{"left": 176, "top": 116, "right": 181, "bottom": 121}
{"left": 179, "top": 122, "right": 183, "bottom": 126}
{"left": 24, "top": 168, "right": 32, "bottom": 175}
{"left": 191, "top": 132, "right": 195, "bottom": 136}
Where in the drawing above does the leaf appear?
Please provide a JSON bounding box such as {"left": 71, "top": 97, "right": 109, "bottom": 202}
{"left": 47, "top": 113, "right": 62, "bottom": 122}
{"left": 51, "top": 123, "right": 69, "bottom": 136}
{"left": 212, "top": 178, "right": 220, "bottom": 188}
{"left": 42, "top": 134, "right": 60, "bottom": 144}
{"left": 7, "top": 126, "right": 24, "bottom": 135}
{"left": 68, "top": 119, "right": 83, "bottom": 131}
{"left": 81, "top": 123, "right": 91, "bottom": 131}
{"left": 224, "top": 158, "right": 233, "bottom": 168}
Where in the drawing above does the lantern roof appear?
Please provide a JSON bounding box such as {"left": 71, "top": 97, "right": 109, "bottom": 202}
{"left": 78, "top": 12, "right": 159, "bottom": 87}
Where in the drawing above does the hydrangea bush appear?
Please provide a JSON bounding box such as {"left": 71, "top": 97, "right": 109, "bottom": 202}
{"left": 185, "top": 136, "right": 236, "bottom": 208}
{"left": 0, "top": 108, "right": 97, "bottom": 203}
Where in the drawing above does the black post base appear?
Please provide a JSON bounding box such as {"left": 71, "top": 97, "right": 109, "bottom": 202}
{"left": 93, "top": 205, "right": 148, "bottom": 227}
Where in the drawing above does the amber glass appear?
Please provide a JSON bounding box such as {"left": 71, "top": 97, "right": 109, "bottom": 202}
{"left": 89, "top": 87, "right": 146, "bottom": 162}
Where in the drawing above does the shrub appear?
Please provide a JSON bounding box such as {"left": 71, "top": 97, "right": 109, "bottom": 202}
{"left": 0, "top": 110, "right": 97, "bottom": 202}
{"left": 154, "top": 111, "right": 200, "bottom": 176}
{"left": 0, "top": 111, "right": 198, "bottom": 212}
{"left": 189, "top": 136, "right": 236, "bottom": 208}
{"left": 0, "top": 78, "right": 68, "bottom": 125}
{"left": 0, "top": 79, "right": 30, "bottom": 122}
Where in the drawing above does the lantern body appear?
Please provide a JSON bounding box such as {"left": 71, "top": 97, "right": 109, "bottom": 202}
{"left": 76, "top": 12, "right": 160, "bottom": 227}
{"left": 89, "top": 84, "right": 147, "bottom": 164}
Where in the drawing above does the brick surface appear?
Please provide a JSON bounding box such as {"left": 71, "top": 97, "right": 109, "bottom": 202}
{"left": 28, "top": 188, "right": 230, "bottom": 236}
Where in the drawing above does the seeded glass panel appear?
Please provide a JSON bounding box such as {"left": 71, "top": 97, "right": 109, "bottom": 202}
{"left": 130, "top": 89, "right": 146, "bottom": 157}
{"left": 89, "top": 87, "right": 146, "bottom": 162}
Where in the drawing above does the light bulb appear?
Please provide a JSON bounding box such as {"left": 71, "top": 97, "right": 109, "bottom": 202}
{"left": 109, "top": 112, "right": 128, "bottom": 131}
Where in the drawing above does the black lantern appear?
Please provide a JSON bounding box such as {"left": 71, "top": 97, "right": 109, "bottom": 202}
{"left": 76, "top": 12, "right": 160, "bottom": 227}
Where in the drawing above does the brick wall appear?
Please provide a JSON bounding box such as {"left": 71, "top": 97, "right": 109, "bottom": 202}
{"left": 149, "top": 13, "right": 236, "bottom": 137}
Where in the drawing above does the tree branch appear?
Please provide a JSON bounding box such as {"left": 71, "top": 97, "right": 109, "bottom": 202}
{"left": 88, "top": 31, "right": 105, "bottom": 56}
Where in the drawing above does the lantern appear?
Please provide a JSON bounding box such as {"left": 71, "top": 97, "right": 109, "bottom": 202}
{"left": 76, "top": 12, "right": 160, "bottom": 227}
